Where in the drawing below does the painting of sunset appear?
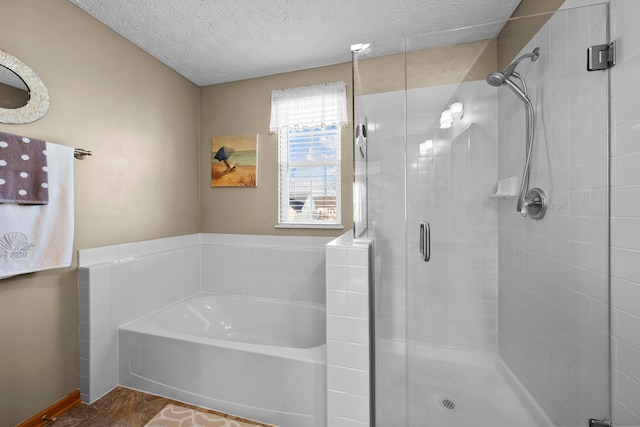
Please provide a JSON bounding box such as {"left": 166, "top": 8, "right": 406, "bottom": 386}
{"left": 211, "top": 134, "right": 258, "bottom": 187}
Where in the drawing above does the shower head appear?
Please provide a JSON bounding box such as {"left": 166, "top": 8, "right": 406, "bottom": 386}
{"left": 486, "top": 47, "right": 539, "bottom": 87}
{"left": 486, "top": 71, "right": 530, "bottom": 104}
{"left": 486, "top": 71, "right": 507, "bottom": 87}
{"left": 486, "top": 47, "right": 539, "bottom": 106}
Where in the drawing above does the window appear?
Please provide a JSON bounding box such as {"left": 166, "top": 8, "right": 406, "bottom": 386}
{"left": 270, "top": 82, "right": 348, "bottom": 228}
{"left": 278, "top": 125, "right": 341, "bottom": 226}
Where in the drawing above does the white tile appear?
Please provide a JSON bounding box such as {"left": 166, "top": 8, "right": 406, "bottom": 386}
{"left": 327, "top": 290, "right": 348, "bottom": 316}
{"left": 347, "top": 266, "right": 368, "bottom": 293}
{"left": 347, "top": 368, "right": 369, "bottom": 397}
{"left": 612, "top": 277, "right": 640, "bottom": 316}
{"left": 613, "top": 118, "right": 640, "bottom": 156}
{"left": 616, "top": 339, "right": 640, "bottom": 388}
{"left": 88, "top": 283, "right": 110, "bottom": 305}
{"left": 347, "top": 246, "right": 369, "bottom": 267}
{"left": 328, "top": 390, "right": 368, "bottom": 423}
{"left": 327, "top": 265, "right": 348, "bottom": 291}
{"left": 80, "top": 317, "right": 110, "bottom": 341}
{"left": 88, "top": 265, "right": 110, "bottom": 286}
{"left": 88, "top": 331, "right": 117, "bottom": 360}
{"left": 90, "top": 362, "right": 118, "bottom": 400}
{"left": 348, "top": 343, "right": 369, "bottom": 371}
{"left": 347, "top": 291, "right": 369, "bottom": 319}
{"left": 613, "top": 397, "right": 640, "bottom": 427}
{"left": 348, "top": 318, "right": 369, "bottom": 345}
{"left": 326, "top": 245, "right": 348, "bottom": 266}
{"left": 616, "top": 83, "right": 640, "bottom": 126}
{"left": 99, "top": 245, "right": 120, "bottom": 264}
{"left": 327, "top": 390, "right": 350, "bottom": 418}
{"left": 77, "top": 248, "right": 101, "bottom": 266}
{"left": 327, "top": 415, "right": 368, "bottom": 427}
{"left": 327, "top": 364, "right": 350, "bottom": 393}
{"left": 612, "top": 247, "right": 640, "bottom": 285}
{"left": 614, "top": 308, "right": 640, "bottom": 350}
{"left": 327, "top": 315, "right": 350, "bottom": 342}
{"left": 615, "top": 370, "right": 640, "bottom": 421}
{"left": 327, "top": 340, "right": 352, "bottom": 368}
{"left": 616, "top": 151, "right": 640, "bottom": 186}
{"left": 87, "top": 347, "right": 118, "bottom": 378}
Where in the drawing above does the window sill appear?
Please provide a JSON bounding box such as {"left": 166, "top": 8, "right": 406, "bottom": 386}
{"left": 275, "top": 223, "right": 344, "bottom": 230}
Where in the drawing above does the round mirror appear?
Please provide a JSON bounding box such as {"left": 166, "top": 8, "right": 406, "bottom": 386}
{"left": 0, "top": 50, "right": 49, "bottom": 124}
{"left": 0, "top": 65, "right": 30, "bottom": 109}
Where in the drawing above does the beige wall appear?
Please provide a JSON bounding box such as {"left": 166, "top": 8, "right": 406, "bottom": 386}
{"left": 0, "top": 0, "right": 200, "bottom": 425}
{"left": 355, "top": 39, "right": 497, "bottom": 95}
{"left": 199, "top": 64, "right": 354, "bottom": 237}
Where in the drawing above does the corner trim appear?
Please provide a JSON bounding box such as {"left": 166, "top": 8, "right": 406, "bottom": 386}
{"left": 17, "top": 390, "right": 81, "bottom": 427}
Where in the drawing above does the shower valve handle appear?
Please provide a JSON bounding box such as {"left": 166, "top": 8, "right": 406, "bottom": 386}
{"left": 520, "top": 199, "right": 541, "bottom": 217}
{"left": 520, "top": 188, "right": 548, "bottom": 220}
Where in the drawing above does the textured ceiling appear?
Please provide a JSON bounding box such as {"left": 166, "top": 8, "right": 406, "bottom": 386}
{"left": 69, "top": 0, "right": 521, "bottom": 87}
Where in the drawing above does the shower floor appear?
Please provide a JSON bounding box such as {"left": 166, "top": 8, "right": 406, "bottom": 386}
{"left": 377, "top": 342, "right": 551, "bottom": 427}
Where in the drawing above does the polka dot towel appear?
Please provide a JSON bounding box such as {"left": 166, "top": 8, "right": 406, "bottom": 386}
{"left": 0, "top": 131, "right": 49, "bottom": 204}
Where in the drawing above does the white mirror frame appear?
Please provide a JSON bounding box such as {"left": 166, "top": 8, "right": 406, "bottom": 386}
{"left": 0, "top": 50, "right": 50, "bottom": 124}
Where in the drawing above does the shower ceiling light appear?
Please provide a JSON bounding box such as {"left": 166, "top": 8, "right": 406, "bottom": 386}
{"left": 440, "top": 109, "right": 453, "bottom": 129}
{"left": 450, "top": 102, "right": 464, "bottom": 120}
{"left": 350, "top": 43, "right": 371, "bottom": 53}
{"left": 440, "top": 102, "right": 464, "bottom": 129}
{"left": 420, "top": 139, "right": 434, "bottom": 155}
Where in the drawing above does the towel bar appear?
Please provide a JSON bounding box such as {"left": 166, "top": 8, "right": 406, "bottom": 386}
{"left": 73, "top": 148, "right": 92, "bottom": 160}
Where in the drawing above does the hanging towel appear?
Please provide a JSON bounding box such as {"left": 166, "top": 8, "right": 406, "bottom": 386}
{"left": 0, "top": 131, "right": 49, "bottom": 204}
{"left": 0, "top": 142, "right": 74, "bottom": 279}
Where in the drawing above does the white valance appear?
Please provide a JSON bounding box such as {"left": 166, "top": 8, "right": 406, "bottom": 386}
{"left": 269, "top": 81, "right": 348, "bottom": 133}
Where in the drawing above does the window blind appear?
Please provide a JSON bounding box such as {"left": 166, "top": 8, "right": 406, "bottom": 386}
{"left": 278, "top": 126, "right": 341, "bottom": 226}
{"left": 271, "top": 81, "right": 347, "bottom": 227}
{"left": 270, "top": 82, "right": 348, "bottom": 132}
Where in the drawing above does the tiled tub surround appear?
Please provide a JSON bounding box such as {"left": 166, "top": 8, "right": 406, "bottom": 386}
{"left": 78, "top": 233, "right": 331, "bottom": 425}
{"left": 78, "top": 234, "right": 201, "bottom": 404}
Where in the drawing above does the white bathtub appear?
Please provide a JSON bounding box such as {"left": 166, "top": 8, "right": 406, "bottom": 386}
{"left": 118, "top": 293, "right": 327, "bottom": 427}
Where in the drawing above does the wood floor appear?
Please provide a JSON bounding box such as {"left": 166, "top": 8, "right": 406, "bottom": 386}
{"left": 48, "top": 386, "right": 273, "bottom": 427}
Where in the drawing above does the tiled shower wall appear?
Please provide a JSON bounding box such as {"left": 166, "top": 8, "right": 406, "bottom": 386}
{"left": 496, "top": 3, "right": 610, "bottom": 425}
{"left": 405, "top": 80, "right": 499, "bottom": 352}
{"left": 363, "top": 79, "right": 499, "bottom": 352}
{"left": 498, "top": 1, "right": 640, "bottom": 423}
{"left": 609, "top": 0, "right": 640, "bottom": 425}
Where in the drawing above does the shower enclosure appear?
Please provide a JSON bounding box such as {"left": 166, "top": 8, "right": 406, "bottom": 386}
{"left": 353, "top": 3, "right": 611, "bottom": 426}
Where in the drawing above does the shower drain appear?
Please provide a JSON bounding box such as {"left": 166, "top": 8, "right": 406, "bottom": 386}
{"left": 439, "top": 397, "right": 457, "bottom": 412}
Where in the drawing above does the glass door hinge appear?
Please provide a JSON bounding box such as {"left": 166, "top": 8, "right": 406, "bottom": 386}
{"left": 587, "top": 41, "right": 616, "bottom": 71}
{"left": 589, "top": 419, "right": 613, "bottom": 427}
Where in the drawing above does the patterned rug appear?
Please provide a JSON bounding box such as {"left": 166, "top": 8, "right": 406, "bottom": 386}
{"left": 144, "top": 404, "right": 274, "bottom": 427}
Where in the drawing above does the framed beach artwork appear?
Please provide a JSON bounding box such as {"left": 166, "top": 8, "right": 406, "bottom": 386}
{"left": 211, "top": 134, "right": 258, "bottom": 187}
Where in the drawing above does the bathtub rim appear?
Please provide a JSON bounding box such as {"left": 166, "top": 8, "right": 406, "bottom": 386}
{"left": 118, "top": 291, "right": 327, "bottom": 365}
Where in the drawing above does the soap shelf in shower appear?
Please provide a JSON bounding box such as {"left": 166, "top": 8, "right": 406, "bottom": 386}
{"left": 490, "top": 176, "right": 518, "bottom": 198}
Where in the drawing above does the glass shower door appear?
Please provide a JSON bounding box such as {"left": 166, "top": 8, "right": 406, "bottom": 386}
{"left": 353, "top": 3, "right": 611, "bottom": 427}
{"left": 404, "top": 3, "right": 610, "bottom": 426}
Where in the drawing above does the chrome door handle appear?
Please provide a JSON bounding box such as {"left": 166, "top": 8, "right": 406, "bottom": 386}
{"left": 420, "top": 222, "right": 430, "bottom": 262}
